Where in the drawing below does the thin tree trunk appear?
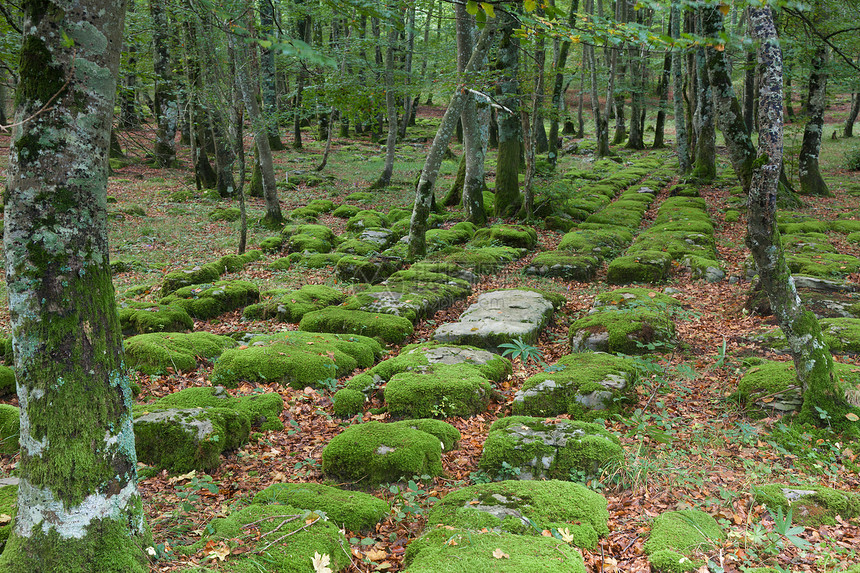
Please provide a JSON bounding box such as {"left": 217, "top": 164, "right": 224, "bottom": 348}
{"left": 523, "top": 9, "right": 546, "bottom": 218}
{"left": 120, "top": 0, "right": 140, "bottom": 129}
{"left": 653, "top": 46, "right": 671, "bottom": 149}
{"left": 372, "top": 14, "right": 400, "bottom": 190}
{"left": 798, "top": 45, "right": 830, "bottom": 196}
{"left": 399, "top": 3, "right": 416, "bottom": 139}
{"left": 693, "top": 19, "right": 716, "bottom": 181}
{"left": 743, "top": 37, "right": 756, "bottom": 135}
{"left": 846, "top": 93, "right": 860, "bottom": 138}
{"left": 1, "top": 0, "right": 149, "bottom": 569}
{"left": 494, "top": 10, "right": 522, "bottom": 216}
{"left": 231, "top": 46, "right": 248, "bottom": 253}
{"left": 548, "top": 0, "right": 580, "bottom": 164}
{"left": 260, "top": 0, "right": 285, "bottom": 150}
{"left": 576, "top": 72, "right": 585, "bottom": 137}
{"left": 151, "top": 0, "right": 177, "bottom": 167}
{"left": 293, "top": 14, "right": 312, "bottom": 149}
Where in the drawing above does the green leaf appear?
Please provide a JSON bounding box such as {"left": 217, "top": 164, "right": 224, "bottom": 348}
{"left": 466, "top": 0, "right": 479, "bottom": 15}
{"left": 480, "top": 2, "right": 495, "bottom": 18}
{"left": 524, "top": 0, "right": 537, "bottom": 11}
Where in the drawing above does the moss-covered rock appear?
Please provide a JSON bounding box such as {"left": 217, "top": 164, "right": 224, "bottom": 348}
{"left": 321, "top": 421, "right": 445, "bottom": 486}
{"left": 162, "top": 262, "right": 225, "bottom": 295}
{"left": 335, "top": 238, "right": 379, "bottom": 256}
{"left": 479, "top": 416, "right": 623, "bottom": 480}
{"left": 125, "top": 332, "right": 238, "bottom": 375}
{"left": 425, "top": 480, "right": 609, "bottom": 549}
{"left": 209, "top": 206, "right": 241, "bottom": 222}
{"left": 403, "top": 527, "right": 586, "bottom": 573}
{"left": 0, "top": 405, "right": 20, "bottom": 454}
{"left": 160, "top": 280, "right": 260, "bottom": 319}
{"left": 384, "top": 365, "right": 493, "bottom": 418}
{"left": 242, "top": 284, "right": 345, "bottom": 323}
{"left": 280, "top": 223, "right": 337, "bottom": 244}
{"left": 432, "top": 246, "right": 523, "bottom": 272}
{"left": 643, "top": 509, "right": 724, "bottom": 568}
{"left": 569, "top": 307, "right": 676, "bottom": 355}
{"left": 648, "top": 549, "right": 699, "bottom": 573}
{"left": 346, "top": 210, "right": 386, "bottom": 232}
{"left": 332, "top": 204, "right": 361, "bottom": 218}
{"left": 118, "top": 301, "right": 193, "bottom": 335}
{"left": 524, "top": 251, "right": 599, "bottom": 281}
{"left": 390, "top": 418, "right": 461, "bottom": 451}
{"left": 606, "top": 251, "right": 672, "bottom": 284}
{"left": 253, "top": 482, "right": 389, "bottom": 532}
{"left": 133, "top": 407, "right": 250, "bottom": 473}
{"left": 786, "top": 252, "right": 860, "bottom": 278}
{"left": 751, "top": 483, "right": 860, "bottom": 526}
{"left": 513, "top": 352, "right": 638, "bottom": 419}
{"left": 211, "top": 331, "right": 381, "bottom": 388}
{"left": 0, "top": 366, "right": 15, "bottom": 397}
{"left": 259, "top": 236, "right": 284, "bottom": 253}
{"left": 284, "top": 233, "right": 332, "bottom": 254}
{"left": 299, "top": 307, "right": 414, "bottom": 344}
{"left": 754, "top": 317, "right": 860, "bottom": 354}
{"left": 144, "top": 386, "right": 284, "bottom": 432}
{"left": 369, "top": 343, "right": 512, "bottom": 384}
{"left": 0, "top": 482, "right": 17, "bottom": 552}
{"left": 279, "top": 252, "right": 346, "bottom": 270}
{"left": 335, "top": 254, "right": 403, "bottom": 284}
{"left": 471, "top": 224, "right": 538, "bottom": 249}
{"left": 332, "top": 388, "right": 366, "bottom": 418}
{"left": 343, "top": 277, "right": 470, "bottom": 323}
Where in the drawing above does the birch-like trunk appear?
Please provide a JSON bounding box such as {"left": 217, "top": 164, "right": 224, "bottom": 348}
{"left": 151, "top": 0, "right": 177, "bottom": 167}
{"left": 260, "top": 0, "right": 284, "bottom": 150}
{"left": 373, "top": 17, "right": 399, "bottom": 190}
{"left": 494, "top": 11, "right": 522, "bottom": 216}
{"left": 845, "top": 93, "right": 860, "bottom": 138}
{"left": 1, "top": 0, "right": 149, "bottom": 569}
{"left": 746, "top": 7, "right": 851, "bottom": 426}
{"left": 693, "top": 26, "right": 716, "bottom": 181}
{"left": 798, "top": 46, "right": 831, "bottom": 196}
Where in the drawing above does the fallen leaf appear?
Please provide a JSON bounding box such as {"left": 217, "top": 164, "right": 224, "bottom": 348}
{"left": 492, "top": 548, "right": 509, "bottom": 559}
{"left": 206, "top": 542, "right": 231, "bottom": 562}
{"left": 366, "top": 548, "right": 387, "bottom": 561}
{"left": 311, "top": 552, "right": 333, "bottom": 573}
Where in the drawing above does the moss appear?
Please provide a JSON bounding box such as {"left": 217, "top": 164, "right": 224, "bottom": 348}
{"left": 346, "top": 210, "right": 386, "bottom": 232}
{"left": 342, "top": 279, "right": 470, "bottom": 323}
{"left": 384, "top": 365, "right": 492, "bottom": 418}
{"left": 287, "top": 206, "right": 319, "bottom": 221}
{"left": 15, "top": 35, "right": 65, "bottom": 109}
{"left": 0, "top": 483, "right": 16, "bottom": 552}
{"left": 242, "top": 284, "right": 345, "bottom": 323}
{"left": 629, "top": 231, "right": 717, "bottom": 260}
{"left": 332, "top": 388, "right": 365, "bottom": 417}
{"left": 779, "top": 220, "right": 830, "bottom": 235}
{"left": 786, "top": 252, "right": 860, "bottom": 278}
{"left": 299, "top": 307, "right": 414, "bottom": 344}
{"left": 830, "top": 219, "right": 860, "bottom": 234}
{"left": 125, "top": 332, "right": 237, "bottom": 375}
{"left": 321, "top": 421, "right": 444, "bottom": 485}
{"left": 335, "top": 254, "right": 402, "bottom": 284}
{"left": 426, "top": 480, "right": 608, "bottom": 548}
{"left": 471, "top": 224, "right": 538, "bottom": 249}
{"left": 434, "top": 246, "right": 522, "bottom": 271}
{"left": 480, "top": 416, "right": 623, "bottom": 480}
{"left": 162, "top": 262, "right": 225, "bottom": 295}
{"left": 259, "top": 236, "right": 284, "bottom": 253}
{"left": 643, "top": 509, "right": 724, "bottom": 557}
{"left": 253, "top": 482, "right": 388, "bottom": 532}
{"left": 525, "top": 252, "right": 599, "bottom": 281}
{"left": 133, "top": 407, "right": 249, "bottom": 472}
{"left": 145, "top": 386, "right": 284, "bottom": 432}
{"left": 606, "top": 252, "right": 672, "bottom": 284}
{"left": 211, "top": 331, "right": 381, "bottom": 389}
{"left": 404, "top": 527, "right": 586, "bottom": 573}
{"left": 160, "top": 280, "right": 260, "bottom": 319}
{"left": 569, "top": 308, "right": 676, "bottom": 355}
{"left": 648, "top": 549, "right": 699, "bottom": 573}
{"left": 558, "top": 228, "right": 633, "bottom": 259}
{"left": 335, "top": 238, "right": 379, "bottom": 256}
{"left": 751, "top": 483, "right": 860, "bottom": 526}
{"left": 513, "top": 352, "right": 637, "bottom": 419}
{"left": 0, "top": 365, "right": 15, "bottom": 397}
{"left": 306, "top": 199, "right": 335, "bottom": 213}
{"left": 118, "top": 301, "right": 193, "bottom": 335}
{"left": 0, "top": 404, "right": 20, "bottom": 454}
{"left": 390, "top": 419, "right": 461, "bottom": 451}
{"left": 593, "top": 287, "right": 680, "bottom": 310}
{"left": 280, "top": 223, "right": 337, "bottom": 243}
{"left": 757, "top": 318, "right": 860, "bottom": 354}
{"left": 220, "top": 250, "right": 261, "bottom": 273}
{"left": 281, "top": 252, "right": 345, "bottom": 269}
{"left": 285, "top": 232, "right": 332, "bottom": 254}
{"left": 208, "top": 207, "right": 240, "bottom": 222}
{"left": 368, "top": 342, "right": 512, "bottom": 383}
{"left": 332, "top": 204, "right": 361, "bottom": 218}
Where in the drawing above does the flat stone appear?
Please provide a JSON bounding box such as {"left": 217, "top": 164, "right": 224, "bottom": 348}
{"left": 433, "top": 290, "right": 554, "bottom": 352}
{"left": 793, "top": 276, "right": 857, "bottom": 293}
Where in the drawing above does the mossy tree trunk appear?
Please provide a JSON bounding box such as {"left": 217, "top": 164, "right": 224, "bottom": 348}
{"left": 548, "top": 0, "right": 580, "bottom": 165}
{"left": 845, "top": 92, "right": 859, "bottom": 138}
{"left": 652, "top": 48, "right": 671, "bottom": 149}
{"left": 372, "top": 13, "right": 400, "bottom": 190}
{"left": 671, "top": 4, "right": 691, "bottom": 173}
{"left": 151, "top": 0, "right": 177, "bottom": 167}
{"left": 1, "top": 0, "right": 149, "bottom": 570}
{"left": 798, "top": 46, "right": 831, "bottom": 196}
{"left": 746, "top": 7, "right": 852, "bottom": 427}
{"left": 408, "top": 19, "right": 496, "bottom": 259}
{"left": 259, "top": 0, "right": 285, "bottom": 151}
{"left": 494, "top": 11, "right": 522, "bottom": 218}
{"left": 692, "top": 17, "right": 716, "bottom": 182}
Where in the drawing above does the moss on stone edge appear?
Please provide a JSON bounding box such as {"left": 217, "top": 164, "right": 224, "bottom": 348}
{"left": 253, "top": 482, "right": 389, "bottom": 532}
{"left": 211, "top": 331, "right": 381, "bottom": 389}
{"left": 299, "top": 307, "right": 414, "bottom": 345}
{"left": 648, "top": 549, "right": 699, "bottom": 573}
{"left": 384, "top": 366, "right": 492, "bottom": 419}
{"left": 403, "top": 527, "right": 586, "bottom": 573}
{"left": 471, "top": 224, "right": 538, "bottom": 249}
{"left": 0, "top": 405, "right": 19, "bottom": 454}
{"left": 162, "top": 261, "right": 225, "bottom": 296}
{"left": 146, "top": 386, "right": 284, "bottom": 432}
{"left": 606, "top": 251, "right": 672, "bottom": 284}
{"left": 643, "top": 509, "right": 724, "bottom": 559}
{"left": 332, "top": 388, "right": 367, "bottom": 418}
{"left": 118, "top": 301, "right": 193, "bottom": 335}
{"left": 321, "top": 421, "right": 444, "bottom": 486}
{"left": 0, "top": 365, "right": 15, "bottom": 397}
{"left": 125, "top": 332, "right": 237, "bottom": 375}
{"left": 242, "top": 284, "right": 345, "bottom": 323}
{"left": 160, "top": 280, "right": 260, "bottom": 320}
{"left": 369, "top": 342, "right": 512, "bottom": 383}
{"left": 479, "top": 416, "right": 623, "bottom": 480}
{"left": 569, "top": 308, "right": 676, "bottom": 355}
{"left": 426, "top": 479, "right": 608, "bottom": 549}
{"left": 751, "top": 483, "right": 860, "bottom": 526}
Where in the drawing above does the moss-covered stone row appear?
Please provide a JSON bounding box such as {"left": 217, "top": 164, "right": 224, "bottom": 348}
{"left": 125, "top": 332, "right": 238, "bottom": 375}
{"left": 569, "top": 307, "right": 676, "bottom": 355}
{"left": 142, "top": 386, "right": 284, "bottom": 432}
{"left": 471, "top": 224, "right": 538, "bottom": 249}
{"left": 513, "top": 352, "right": 638, "bottom": 420}
{"left": 118, "top": 301, "right": 194, "bottom": 336}
{"left": 479, "top": 416, "right": 623, "bottom": 481}
{"left": 753, "top": 317, "right": 860, "bottom": 354}
{"left": 643, "top": 509, "right": 725, "bottom": 572}
{"left": 242, "top": 284, "right": 345, "bottom": 323}
{"left": 321, "top": 420, "right": 452, "bottom": 486}
{"left": 298, "top": 307, "right": 414, "bottom": 344}
{"left": 334, "top": 254, "right": 403, "bottom": 284}
{"left": 751, "top": 483, "right": 860, "bottom": 526}
{"left": 425, "top": 480, "right": 609, "bottom": 549}
{"left": 0, "top": 481, "right": 17, "bottom": 552}
{"left": 161, "top": 251, "right": 262, "bottom": 295}
{"left": 159, "top": 280, "right": 260, "bottom": 320}
{"left": 211, "top": 331, "right": 382, "bottom": 389}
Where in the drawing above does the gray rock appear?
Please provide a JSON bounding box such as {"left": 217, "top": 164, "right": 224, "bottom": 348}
{"left": 793, "top": 276, "right": 857, "bottom": 293}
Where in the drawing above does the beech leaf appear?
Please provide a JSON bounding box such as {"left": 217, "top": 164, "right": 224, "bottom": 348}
{"left": 492, "top": 548, "right": 509, "bottom": 559}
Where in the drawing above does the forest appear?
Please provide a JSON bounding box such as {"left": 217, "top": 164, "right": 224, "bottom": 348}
{"left": 1, "top": 0, "right": 860, "bottom": 571}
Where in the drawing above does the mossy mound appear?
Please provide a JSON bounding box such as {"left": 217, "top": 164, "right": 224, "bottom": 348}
{"left": 648, "top": 549, "right": 699, "bottom": 573}
{"left": 513, "top": 352, "right": 638, "bottom": 419}
{"left": 754, "top": 317, "right": 860, "bottom": 354}
{"left": 557, "top": 227, "right": 633, "bottom": 258}
{"left": 524, "top": 252, "right": 599, "bottom": 281}
{"left": 332, "top": 204, "right": 361, "bottom": 218}
{"left": 189, "top": 503, "right": 350, "bottom": 573}
{"left": 144, "top": 386, "right": 284, "bottom": 432}
{"left": 471, "top": 224, "right": 538, "bottom": 249}
{"left": 0, "top": 482, "right": 16, "bottom": 552}
{"left": 284, "top": 232, "right": 333, "bottom": 254}
{"left": 253, "top": 482, "right": 389, "bottom": 532}
{"left": 280, "top": 252, "right": 346, "bottom": 269}
{"left": 160, "top": 280, "right": 260, "bottom": 319}
{"left": 384, "top": 365, "right": 493, "bottom": 418}
{"left": 569, "top": 307, "right": 676, "bottom": 355}
{"left": 786, "top": 252, "right": 860, "bottom": 278}
{"left": 343, "top": 276, "right": 470, "bottom": 323}
{"left": 390, "top": 418, "right": 461, "bottom": 451}
{"left": 287, "top": 206, "right": 320, "bottom": 221}
{"left": 242, "top": 284, "right": 345, "bottom": 323}
{"left": 259, "top": 236, "right": 284, "bottom": 253}
{"left": 299, "top": 307, "right": 414, "bottom": 344}
{"left": 0, "top": 405, "right": 20, "bottom": 454}
{"left": 0, "top": 366, "right": 15, "bottom": 397}
{"left": 606, "top": 251, "right": 672, "bottom": 284}
{"left": 125, "top": 332, "right": 238, "bottom": 375}
{"left": 321, "top": 421, "right": 445, "bottom": 486}
{"left": 643, "top": 509, "right": 724, "bottom": 568}
{"left": 403, "top": 527, "right": 586, "bottom": 573}
{"left": 432, "top": 246, "right": 522, "bottom": 273}
{"left": 335, "top": 238, "right": 380, "bottom": 256}
{"left": 592, "top": 287, "right": 681, "bottom": 310}
{"left": 332, "top": 388, "right": 365, "bottom": 417}
{"left": 346, "top": 210, "right": 386, "bottom": 232}
{"left": 118, "top": 301, "right": 193, "bottom": 335}
{"left": 208, "top": 206, "right": 240, "bottom": 222}
{"left": 211, "top": 331, "right": 381, "bottom": 389}
{"left": 162, "top": 262, "right": 224, "bottom": 295}
{"left": 751, "top": 483, "right": 860, "bottom": 526}
{"left": 280, "top": 223, "right": 337, "bottom": 245}
{"left": 479, "top": 416, "right": 623, "bottom": 480}
{"left": 425, "top": 222, "right": 477, "bottom": 249}
{"left": 335, "top": 254, "right": 403, "bottom": 284}
{"left": 426, "top": 480, "right": 609, "bottom": 549}
{"left": 133, "top": 407, "right": 250, "bottom": 473}
{"left": 368, "top": 343, "right": 512, "bottom": 384}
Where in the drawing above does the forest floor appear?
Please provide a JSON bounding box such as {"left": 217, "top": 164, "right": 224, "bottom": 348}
{"left": 1, "top": 104, "right": 860, "bottom": 572}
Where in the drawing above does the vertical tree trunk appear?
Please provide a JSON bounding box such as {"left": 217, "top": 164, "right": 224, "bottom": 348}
{"left": 151, "top": 0, "right": 177, "bottom": 167}
{"left": 293, "top": 12, "right": 312, "bottom": 149}
{"left": 743, "top": 34, "right": 756, "bottom": 135}
{"left": 692, "top": 16, "right": 716, "bottom": 181}
{"left": 746, "top": 7, "right": 851, "bottom": 426}
{"left": 523, "top": 9, "right": 546, "bottom": 218}
{"left": 120, "top": 0, "right": 140, "bottom": 129}
{"left": 784, "top": 49, "right": 795, "bottom": 120}
{"left": 548, "top": 1, "right": 580, "bottom": 163}
{"left": 1, "top": 0, "right": 149, "bottom": 570}
{"left": 0, "top": 70, "right": 7, "bottom": 126}
{"left": 653, "top": 46, "right": 671, "bottom": 149}
{"left": 798, "top": 46, "right": 831, "bottom": 196}
{"left": 576, "top": 71, "right": 586, "bottom": 137}
{"left": 494, "top": 10, "right": 522, "bottom": 217}
{"left": 230, "top": 46, "right": 248, "bottom": 253}
{"left": 845, "top": 93, "right": 860, "bottom": 138}
{"left": 372, "top": 13, "right": 400, "bottom": 190}
{"left": 399, "top": 3, "right": 416, "bottom": 139}
{"left": 184, "top": 21, "right": 218, "bottom": 190}
{"left": 260, "top": 0, "right": 285, "bottom": 150}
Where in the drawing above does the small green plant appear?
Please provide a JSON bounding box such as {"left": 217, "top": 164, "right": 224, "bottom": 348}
{"left": 430, "top": 395, "right": 453, "bottom": 418}
{"left": 387, "top": 475, "right": 438, "bottom": 521}
{"left": 175, "top": 473, "right": 219, "bottom": 513}
{"left": 814, "top": 405, "right": 832, "bottom": 428}
{"left": 470, "top": 470, "right": 492, "bottom": 485}
{"left": 319, "top": 377, "right": 338, "bottom": 393}
{"left": 498, "top": 338, "right": 545, "bottom": 366}
{"left": 497, "top": 461, "right": 521, "bottom": 480}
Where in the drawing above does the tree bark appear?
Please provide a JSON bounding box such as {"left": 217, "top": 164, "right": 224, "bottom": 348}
{"left": 399, "top": 3, "right": 416, "bottom": 139}
{"left": 798, "top": 46, "right": 830, "bottom": 196}
{"left": 409, "top": 19, "right": 496, "bottom": 259}
{"left": 372, "top": 13, "right": 400, "bottom": 190}
{"left": 653, "top": 46, "right": 671, "bottom": 149}
{"left": 746, "top": 7, "right": 851, "bottom": 426}
{"left": 846, "top": 93, "right": 860, "bottom": 138}
{"left": 1, "top": 1, "right": 149, "bottom": 569}
{"left": 151, "top": 0, "right": 177, "bottom": 167}
{"left": 547, "top": 0, "right": 580, "bottom": 165}
{"left": 494, "top": 10, "right": 522, "bottom": 217}
{"left": 693, "top": 33, "right": 716, "bottom": 180}
{"left": 260, "top": 0, "right": 285, "bottom": 150}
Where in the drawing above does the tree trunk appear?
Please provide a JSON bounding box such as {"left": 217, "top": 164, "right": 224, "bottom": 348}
{"left": 846, "top": 93, "right": 860, "bottom": 138}
{"left": 409, "top": 19, "right": 496, "bottom": 259}
{"left": 692, "top": 29, "right": 716, "bottom": 181}
{"left": 372, "top": 14, "right": 400, "bottom": 190}
{"left": 548, "top": 0, "right": 579, "bottom": 164}
{"left": 260, "top": 0, "right": 285, "bottom": 150}
{"left": 399, "top": 3, "right": 416, "bottom": 139}
{"left": 120, "top": 0, "right": 140, "bottom": 129}
{"left": 1, "top": 1, "right": 150, "bottom": 570}
{"left": 233, "top": 25, "right": 283, "bottom": 227}
{"left": 293, "top": 14, "right": 312, "bottom": 149}
{"left": 231, "top": 46, "right": 248, "bottom": 253}
{"left": 746, "top": 7, "right": 852, "bottom": 427}
{"left": 653, "top": 46, "right": 671, "bottom": 149}
{"left": 743, "top": 41, "right": 756, "bottom": 135}
{"left": 798, "top": 46, "right": 830, "bottom": 196}
{"left": 494, "top": 11, "right": 522, "bottom": 217}
{"left": 151, "top": 0, "right": 177, "bottom": 167}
